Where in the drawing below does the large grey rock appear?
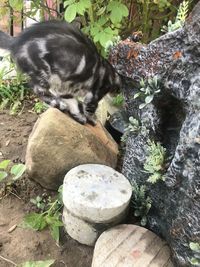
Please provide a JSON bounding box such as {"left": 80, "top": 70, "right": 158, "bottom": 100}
{"left": 25, "top": 108, "right": 118, "bottom": 190}
{"left": 62, "top": 164, "right": 132, "bottom": 246}
{"left": 110, "top": 2, "right": 200, "bottom": 266}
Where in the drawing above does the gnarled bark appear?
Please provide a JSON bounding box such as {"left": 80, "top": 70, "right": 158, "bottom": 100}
{"left": 110, "top": 2, "right": 200, "bottom": 266}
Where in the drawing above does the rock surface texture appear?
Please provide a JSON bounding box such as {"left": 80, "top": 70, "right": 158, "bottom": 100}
{"left": 25, "top": 108, "right": 118, "bottom": 189}
{"left": 92, "top": 224, "right": 174, "bottom": 267}
{"left": 62, "top": 164, "right": 132, "bottom": 246}
{"left": 110, "top": 2, "right": 200, "bottom": 266}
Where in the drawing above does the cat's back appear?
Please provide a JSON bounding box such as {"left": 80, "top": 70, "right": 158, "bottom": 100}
{"left": 11, "top": 20, "right": 98, "bottom": 56}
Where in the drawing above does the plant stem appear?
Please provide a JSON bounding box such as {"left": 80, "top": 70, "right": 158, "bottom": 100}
{"left": 0, "top": 255, "right": 17, "bottom": 266}
{"left": 88, "top": 5, "right": 94, "bottom": 24}
{"left": 142, "top": 0, "right": 150, "bottom": 43}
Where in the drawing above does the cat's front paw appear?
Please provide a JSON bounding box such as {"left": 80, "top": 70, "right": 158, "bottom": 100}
{"left": 75, "top": 115, "right": 87, "bottom": 125}
{"left": 87, "top": 116, "right": 97, "bottom": 126}
{"left": 84, "top": 110, "right": 97, "bottom": 126}
{"left": 68, "top": 112, "right": 87, "bottom": 125}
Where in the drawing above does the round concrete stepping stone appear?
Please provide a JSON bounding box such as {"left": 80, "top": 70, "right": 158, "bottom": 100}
{"left": 62, "top": 164, "right": 132, "bottom": 246}
{"left": 92, "top": 224, "right": 174, "bottom": 267}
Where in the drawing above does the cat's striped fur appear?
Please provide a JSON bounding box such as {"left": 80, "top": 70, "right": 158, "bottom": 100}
{"left": 0, "top": 21, "right": 121, "bottom": 124}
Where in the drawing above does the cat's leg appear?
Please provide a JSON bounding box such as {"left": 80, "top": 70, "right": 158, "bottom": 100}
{"left": 59, "top": 97, "right": 87, "bottom": 124}
{"left": 83, "top": 92, "right": 98, "bottom": 125}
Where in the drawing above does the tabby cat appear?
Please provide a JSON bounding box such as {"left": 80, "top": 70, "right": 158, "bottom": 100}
{"left": 0, "top": 20, "right": 121, "bottom": 124}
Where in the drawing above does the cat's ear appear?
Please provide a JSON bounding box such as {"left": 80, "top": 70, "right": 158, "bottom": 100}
{"left": 71, "top": 17, "right": 82, "bottom": 29}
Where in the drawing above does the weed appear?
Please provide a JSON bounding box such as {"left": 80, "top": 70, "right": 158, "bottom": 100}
{"left": 112, "top": 93, "right": 124, "bottom": 107}
{"left": 131, "top": 181, "right": 152, "bottom": 226}
{"left": 134, "top": 76, "right": 160, "bottom": 109}
{"left": 30, "top": 195, "right": 47, "bottom": 211}
{"left": 0, "top": 159, "right": 26, "bottom": 199}
{"left": 0, "top": 159, "right": 26, "bottom": 182}
{"left": 162, "top": 0, "right": 190, "bottom": 33}
{"left": 121, "top": 117, "right": 149, "bottom": 142}
{"left": 18, "top": 259, "right": 55, "bottom": 267}
{"left": 22, "top": 186, "right": 63, "bottom": 244}
{"left": 0, "top": 56, "right": 29, "bottom": 114}
{"left": 33, "top": 100, "right": 48, "bottom": 114}
{"left": 189, "top": 242, "right": 200, "bottom": 266}
{"left": 64, "top": 0, "right": 128, "bottom": 56}
{"left": 144, "top": 140, "right": 166, "bottom": 184}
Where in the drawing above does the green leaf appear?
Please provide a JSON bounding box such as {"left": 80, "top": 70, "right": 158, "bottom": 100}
{"left": 134, "top": 210, "right": 141, "bottom": 217}
{"left": 45, "top": 215, "right": 63, "bottom": 227}
{"left": 190, "top": 257, "right": 200, "bottom": 266}
{"left": 9, "top": 0, "right": 23, "bottom": 11}
{"left": 36, "top": 196, "right": 42, "bottom": 202}
{"left": 97, "top": 17, "right": 107, "bottom": 26}
{"left": 21, "top": 213, "right": 47, "bottom": 231}
{"left": 107, "top": 1, "right": 128, "bottom": 24}
{"left": 64, "top": 0, "right": 75, "bottom": 8}
{"left": 19, "top": 259, "right": 55, "bottom": 267}
{"left": 134, "top": 92, "right": 141, "bottom": 99}
{"left": 0, "top": 171, "right": 7, "bottom": 181}
{"left": 11, "top": 164, "right": 26, "bottom": 180}
{"left": 90, "top": 26, "right": 100, "bottom": 37}
{"left": 50, "top": 224, "right": 60, "bottom": 243}
{"left": 30, "top": 199, "right": 37, "bottom": 205}
{"left": 58, "top": 185, "right": 63, "bottom": 204}
{"left": 99, "top": 28, "right": 116, "bottom": 47}
{"left": 64, "top": 4, "right": 77, "bottom": 22}
{"left": 145, "top": 95, "right": 154, "bottom": 104}
{"left": 141, "top": 216, "right": 147, "bottom": 226}
{"left": 80, "top": 0, "right": 91, "bottom": 8}
{"left": 96, "top": 6, "right": 106, "bottom": 16}
{"left": 190, "top": 242, "right": 200, "bottom": 252}
{"left": 140, "top": 79, "right": 145, "bottom": 87}
{"left": 139, "top": 103, "right": 147, "bottom": 109}
{"left": 0, "top": 160, "right": 11, "bottom": 170}
{"left": 147, "top": 173, "right": 162, "bottom": 184}
{"left": 75, "top": 0, "right": 91, "bottom": 15}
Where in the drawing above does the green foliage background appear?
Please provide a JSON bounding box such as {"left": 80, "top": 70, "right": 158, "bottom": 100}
{"left": 0, "top": 0, "right": 198, "bottom": 55}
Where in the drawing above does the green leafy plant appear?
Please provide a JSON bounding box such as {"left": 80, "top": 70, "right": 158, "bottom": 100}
{"left": 0, "top": 0, "right": 62, "bottom": 23}
{"left": 0, "top": 56, "right": 29, "bottom": 114}
{"left": 22, "top": 186, "right": 63, "bottom": 243}
{"left": 18, "top": 259, "right": 55, "bottom": 267}
{"left": 104, "top": 35, "right": 121, "bottom": 57}
{"left": 0, "top": 159, "right": 26, "bottom": 182}
{"left": 131, "top": 181, "right": 152, "bottom": 226}
{"left": 64, "top": 0, "right": 128, "bottom": 56}
{"left": 131, "top": 0, "right": 174, "bottom": 42}
{"left": 121, "top": 117, "right": 149, "bottom": 142}
{"left": 33, "top": 101, "right": 48, "bottom": 114}
{"left": 0, "top": 160, "right": 26, "bottom": 199}
{"left": 112, "top": 93, "right": 124, "bottom": 107}
{"left": 162, "top": 0, "right": 190, "bottom": 33}
{"left": 189, "top": 242, "right": 200, "bottom": 266}
{"left": 134, "top": 76, "right": 160, "bottom": 109}
{"left": 121, "top": 117, "right": 140, "bottom": 142}
{"left": 144, "top": 140, "right": 166, "bottom": 184}
{"left": 30, "top": 195, "right": 47, "bottom": 211}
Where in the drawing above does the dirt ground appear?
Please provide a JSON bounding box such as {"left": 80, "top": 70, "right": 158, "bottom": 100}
{"left": 0, "top": 103, "right": 93, "bottom": 267}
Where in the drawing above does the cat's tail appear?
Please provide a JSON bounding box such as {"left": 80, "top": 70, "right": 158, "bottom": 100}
{"left": 0, "top": 31, "right": 14, "bottom": 51}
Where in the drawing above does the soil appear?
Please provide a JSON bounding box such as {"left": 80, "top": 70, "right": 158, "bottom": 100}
{"left": 0, "top": 102, "right": 93, "bottom": 267}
